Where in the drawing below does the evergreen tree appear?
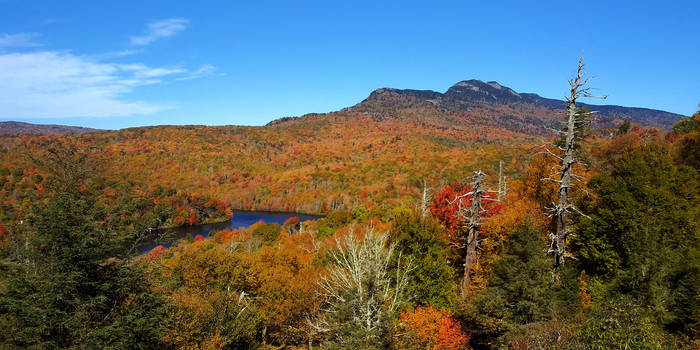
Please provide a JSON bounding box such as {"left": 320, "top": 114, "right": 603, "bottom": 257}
{"left": 676, "top": 110, "right": 700, "bottom": 172}
{"left": 477, "top": 223, "right": 553, "bottom": 324}
{"left": 390, "top": 211, "right": 458, "bottom": 310}
{"left": 463, "top": 223, "right": 568, "bottom": 347}
{"left": 0, "top": 148, "right": 166, "bottom": 349}
{"left": 615, "top": 119, "right": 632, "bottom": 135}
{"left": 573, "top": 143, "right": 699, "bottom": 336}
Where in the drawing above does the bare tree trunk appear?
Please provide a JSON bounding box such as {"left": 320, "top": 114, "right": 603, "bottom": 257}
{"left": 547, "top": 57, "right": 601, "bottom": 282}
{"left": 497, "top": 160, "right": 503, "bottom": 202}
{"left": 461, "top": 171, "right": 485, "bottom": 295}
{"left": 420, "top": 179, "right": 432, "bottom": 218}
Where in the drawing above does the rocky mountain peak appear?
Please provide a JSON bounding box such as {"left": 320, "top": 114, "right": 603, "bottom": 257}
{"left": 446, "top": 79, "right": 522, "bottom": 103}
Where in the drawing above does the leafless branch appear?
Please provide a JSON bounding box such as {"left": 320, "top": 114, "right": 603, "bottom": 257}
{"left": 311, "top": 228, "right": 413, "bottom": 339}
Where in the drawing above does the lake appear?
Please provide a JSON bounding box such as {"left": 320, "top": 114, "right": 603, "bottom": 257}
{"left": 140, "top": 210, "right": 323, "bottom": 252}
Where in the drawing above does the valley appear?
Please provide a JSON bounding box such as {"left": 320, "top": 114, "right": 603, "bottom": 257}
{"left": 1, "top": 79, "right": 697, "bottom": 349}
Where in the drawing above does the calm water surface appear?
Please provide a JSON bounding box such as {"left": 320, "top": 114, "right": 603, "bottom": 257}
{"left": 140, "top": 210, "right": 322, "bottom": 252}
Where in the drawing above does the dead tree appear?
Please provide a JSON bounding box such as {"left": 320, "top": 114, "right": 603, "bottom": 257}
{"left": 312, "top": 228, "right": 413, "bottom": 343}
{"left": 450, "top": 170, "right": 497, "bottom": 296}
{"left": 497, "top": 160, "right": 507, "bottom": 202}
{"left": 420, "top": 179, "right": 432, "bottom": 218}
{"left": 542, "top": 57, "right": 604, "bottom": 282}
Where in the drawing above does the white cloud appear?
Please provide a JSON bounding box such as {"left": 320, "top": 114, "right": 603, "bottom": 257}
{"left": 192, "top": 64, "right": 215, "bottom": 76}
{"left": 98, "top": 49, "right": 142, "bottom": 59}
{"left": 0, "top": 33, "right": 40, "bottom": 48}
{"left": 175, "top": 64, "right": 216, "bottom": 80}
{"left": 130, "top": 18, "right": 188, "bottom": 46}
{"left": 0, "top": 19, "right": 218, "bottom": 119}
{"left": 0, "top": 51, "right": 191, "bottom": 118}
{"left": 117, "top": 63, "right": 187, "bottom": 78}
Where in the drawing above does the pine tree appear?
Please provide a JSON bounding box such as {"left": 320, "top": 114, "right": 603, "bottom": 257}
{"left": 0, "top": 147, "right": 166, "bottom": 348}
{"left": 573, "top": 143, "right": 699, "bottom": 335}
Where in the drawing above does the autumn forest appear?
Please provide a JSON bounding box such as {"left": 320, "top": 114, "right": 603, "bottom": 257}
{"left": 0, "top": 61, "right": 698, "bottom": 350}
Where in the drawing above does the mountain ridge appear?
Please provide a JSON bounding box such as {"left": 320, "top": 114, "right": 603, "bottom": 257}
{"left": 1, "top": 80, "right": 686, "bottom": 137}
{"left": 0, "top": 121, "right": 102, "bottom": 135}
{"left": 270, "top": 80, "right": 685, "bottom": 136}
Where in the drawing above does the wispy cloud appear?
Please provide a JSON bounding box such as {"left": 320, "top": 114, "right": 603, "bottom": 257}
{"left": 175, "top": 64, "right": 217, "bottom": 80}
{"left": 130, "top": 18, "right": 188, "bottom": 46}
{"left": 0, "top": 18, "right": 218, "bottom": 119}
{"left": 0, "top": 33, "right": 40, "bottom": 48}
{"left": 98, "top": 49, "right": 142, "bottom": 59}
{"left": 117, "top": 63, "right": 187, "bottom": 78}
{"left": 0, "top": 51, "right": 186, "bottom": 118}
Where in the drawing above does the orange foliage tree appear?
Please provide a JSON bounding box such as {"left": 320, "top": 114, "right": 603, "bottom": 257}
{"left": 471, "top": 188, "right": 544, "bottom": 291}
{"left": 238, "top": 232, "right": 322, "bottom": 345}
{"left": 395, "top": 305, "right": 471, "bottom": 350}
{"left": 152, "top": 227, "right": 322, "bottom": 348}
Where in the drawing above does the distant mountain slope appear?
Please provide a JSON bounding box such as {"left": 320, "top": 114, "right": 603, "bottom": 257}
{"left": 0, "top": 121, "right": 102, "bottom": 135}
{"left": 271, "top": 80, "right": 685, "bottom": 136}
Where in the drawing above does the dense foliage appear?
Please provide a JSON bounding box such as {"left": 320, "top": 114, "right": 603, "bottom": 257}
{"left": 0, "top": 151, "right": 166, "bottom": 349}
{"left": 395, "top": 305, "right": 470, "bottom": 350}
{"left": 0, "top": 108, "right": 697, "bottom": 349}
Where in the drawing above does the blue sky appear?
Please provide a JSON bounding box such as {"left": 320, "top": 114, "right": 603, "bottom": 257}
{"left": 0, "top": 1, "right": 698, "bottom": 129}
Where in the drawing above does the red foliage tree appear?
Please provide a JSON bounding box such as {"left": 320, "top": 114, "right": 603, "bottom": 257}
{"left": 0, "top": 223, "right": 8, "bottom": 248}
{"left": 188, "top": 210, "right": 197, "bottom": 226}
{"left": 283, "top": 216, "right": 300, "bottom": 227}
{"left": 430, "top": 183, "right": 503, "bottom": 242}
{"left": 282, "top": 216, "right": 300, "bottom": 234}
{"left": 430, "top": 183, "right": 471, "bottom": 240}
{"left": 147, "top": 245, "right": 168, "bottom": 261}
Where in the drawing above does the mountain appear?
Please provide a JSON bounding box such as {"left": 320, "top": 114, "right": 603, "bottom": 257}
{"left": 2, "top": 80, "right": 685, "bottom": 138}
{"left": 0, "top": 121, "right": 102, "bottom": 135}
{"left": 270, "top": 80, "right": 685, "bottom": 136}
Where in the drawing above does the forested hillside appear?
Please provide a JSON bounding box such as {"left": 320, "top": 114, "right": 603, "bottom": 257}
{"left": 0, "top": 70, "right": 697, "bottom": 349}
{"left": 0, "top": 115, "right": 535, "bottom": 227}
